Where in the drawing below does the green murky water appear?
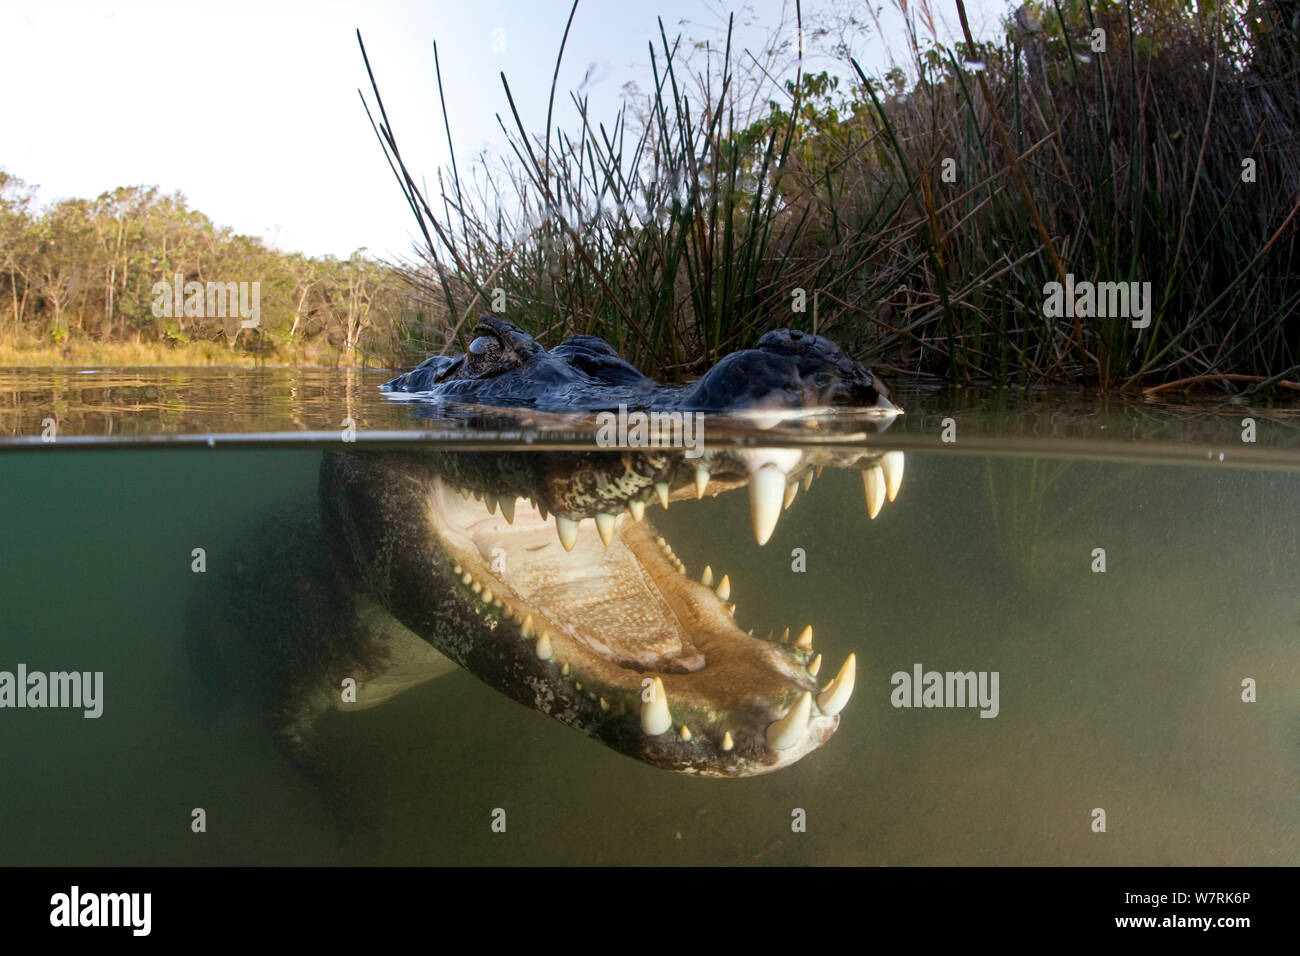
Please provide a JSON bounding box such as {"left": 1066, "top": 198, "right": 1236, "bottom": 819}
{"left": 0, "top": 369, "right": 1297, "bottom": 864}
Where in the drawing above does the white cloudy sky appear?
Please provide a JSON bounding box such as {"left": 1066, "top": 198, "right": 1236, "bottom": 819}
{"left": 0, "top": 0, "right": 1011, "bottom": 260}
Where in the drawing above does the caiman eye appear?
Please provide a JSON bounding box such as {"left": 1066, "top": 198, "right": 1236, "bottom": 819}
{"left": 467, "top": 334, "right": 503, "bottom": 374}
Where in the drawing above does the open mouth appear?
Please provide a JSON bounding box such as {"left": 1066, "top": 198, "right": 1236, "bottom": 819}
{"left": 325, "top": 446, "right": 903, "bottom": 777}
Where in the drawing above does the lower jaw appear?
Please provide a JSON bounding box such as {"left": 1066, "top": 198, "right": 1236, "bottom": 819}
{"left": 423, "top": 478, "right": 849, "bottom": 776}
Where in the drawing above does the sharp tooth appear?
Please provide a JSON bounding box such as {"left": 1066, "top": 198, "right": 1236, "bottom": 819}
{"left": 808, "top": 653, "right": 823, "bottom": 677}
{"left": 629, "top": 499, "right": 646, "bottom": 522}
{"left": 880, "top": 451, "right": 904, "bottom": 501}
{"left": 595, "top": 512, "right": 616, "bottom": 547}
{"left": 473, "top": 490, "right": 483, "bottom": 501}
{"left": 459, "top": 486, "right": 471, "bottom": 500}
{"left": 471, "top": 581, "right": 482, "bottom": 594}
{"left": 484, "top": 492, "right": 498, "bottom": 515}
{"left": 715, "top": 574, "right": 731, "bottom": 601}
{"left": 556, "top": 515, "right": 579, "bottom": 551}
{"left": 783, "top": 482, "right": 798, "bottom": 509}
{"left": 727, "top": 603, "right": 736, "bottom": 616}
{"left": 520, "top": 615, "right": 535, "bottom": 639}
{"left": 765, "top": 691, "right": 812, "bottom": 751}
{"left": 863, "top": 466, "right": 886, "bottom": 519}
{"left": 561, "top": 662, "right": 570, "bottom": 676}
{"left": 641, "top": 676, "right": 672, "bottom": 735}
{"left": 499, "top": 496, "right": 516, "bottom": 524}
{"left": 694, "top": 466, "right": 709, "bottom": 499}
{"left": 795, "top": 625, "right": 813, "bottom": 650}
{"left": 461, "top": 572, "right": 473, "bottom": 585}
{"left": 535, "top": 630, "right": 553, "bottom": 661}
{"left": 481, "top": 588, "right": 494, "bottom": 603}
{"left": 815, "top": 466, "right": 824, "bottom": 478}
{"left": 679, "top": 725, "right": 692, "bottom": 742}
{"left": 747, "top": 464, "right": 787, "bottom": 545}
{"left": 780, "top": 627, "right": 790, "bottom": 644}
{"left": 817, "top": 653, "right": 856, "bottom": 716}
{"left": 538, "top": 501, "right": 549, "bottom": 521}
{"left": 655, "top": 481, "right": 671, "bottom": 509}
{"left": 802, "top": 471, "right": 814, "bottom": 491}
{"left": 599, "top": 696, "right": 609, "bottom": 711}
{"left": 700, "top": 565, "right": 714, "bottom": 588}
{"left": 721, "top": 731, "right": 734, "bottom": 752}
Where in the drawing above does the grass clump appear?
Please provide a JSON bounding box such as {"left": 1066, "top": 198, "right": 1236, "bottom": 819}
{"left": 363, "top": 0, "right": 1299, "bottom": 389}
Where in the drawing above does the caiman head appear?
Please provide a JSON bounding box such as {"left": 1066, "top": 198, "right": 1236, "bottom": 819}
{"left": 382, "top": 315, "right": 895, "bottom": 414}
{"left": 329, "top": 323, "right": 903, "bottom": 777}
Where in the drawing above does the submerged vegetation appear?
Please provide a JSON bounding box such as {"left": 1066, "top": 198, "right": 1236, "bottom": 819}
{"left": 366, "top": 0, "right": 1299, "bottom": 389}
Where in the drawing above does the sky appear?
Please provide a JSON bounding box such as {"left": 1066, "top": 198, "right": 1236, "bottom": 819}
{"left": 0, "top": 0, "right": 1011, "bottom": 261}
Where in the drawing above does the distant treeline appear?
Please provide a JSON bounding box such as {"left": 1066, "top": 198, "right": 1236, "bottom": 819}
{"left": 0, "top": 174, "right": 440, "bottom": 366}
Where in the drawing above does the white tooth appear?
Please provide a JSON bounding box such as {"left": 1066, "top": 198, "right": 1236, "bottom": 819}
{"left": 863, "top": 466, "right": 886, "bottom": 519}
{"left": 535, "top": 630, "right": 553, "bottom": 661}
{"left": 783, "top": 482, "right": 798, "bottom": 510}
{"left": 461, "top": 572, "right": 473, "bottom": 585}
{"left": 817, "top": 653, "right": 856, "bottom": 716}
{"left": 721, "top": 731, "right": 734, "bottom": 751}
{"left": 802, "top": 471, "right": 814, "bottom": 492}
{"left": 459, "top": 486, "right": 471, "bottom": 500}
{"left": 694, "top": 466, "right": 709, "bottom": 499}
{"left": 471, "top": 581, "right": 482, "bottom": 594}
{"left": 453, "top": 563, "right": 462, "bottom": 574}
{"left": 808, "top": 653, "right": 823, "bottom": 677}
{"left": 679, "top": 725, "right": 692, "bottom": 742}
{"left": 881, "top": 451, "right": 904, "bottom": 501}
{"left": 629, "top": 499, "right": 646, "bottom": 522}
{"left": 556, "top": 515, "right": 579, "bottom": 551}
{"left": 484, "top": 492, "right": 498, "bottom": 515}
{"left": 795, "top": 625, "right": 813, "bottom": 650}
{"left": 715, "top": 574, "right": 731, "bottom": 601}
{"left": 747, "top": 464, "right": 787, "bottom": 545}
{"left": 520, "top": 614, "right": 535, "bottom": 639}
{"left": 481, "top": 588, "right": 493, "bottom": 603}
{"left": 595, "top": 512, "right": 616, "bottom": 547}
{"left": 765, "top": 691, "right": 812, "bottom": 751}
{"left": 641, "top": 676, "right": 672, "bottom": 736}
{"left": 700, "top": 565, "right": 714, "bottom": 588}
{"left": 499, "top": 496, "right": 516, "bottom": 524}
{"left": 655, "top": 481, "right": 671, "bottom": 509}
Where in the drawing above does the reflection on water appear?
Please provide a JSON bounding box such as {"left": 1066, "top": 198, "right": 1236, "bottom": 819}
{"left": 0, "top": 444, "right": 1295, "bottom": 864}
